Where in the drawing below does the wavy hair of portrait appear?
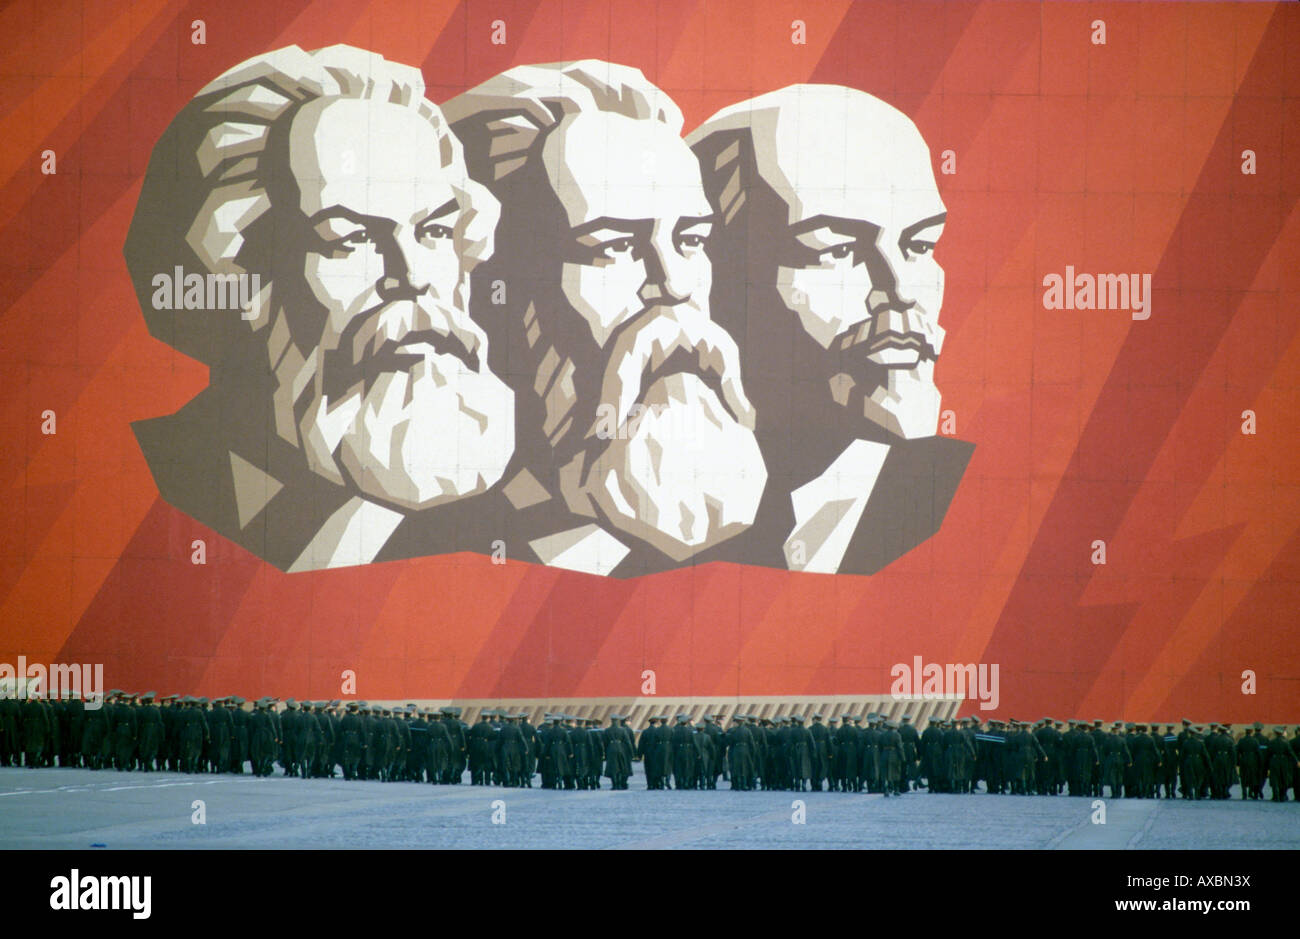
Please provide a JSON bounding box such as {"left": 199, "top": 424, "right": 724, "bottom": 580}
{"left": 124, "top": 44, "right": 498, "bottom": 366}
{"left": 442, "top": 59, "right": 684, "bottom": 187}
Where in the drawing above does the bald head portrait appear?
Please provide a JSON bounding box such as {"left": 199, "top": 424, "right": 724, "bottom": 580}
{"left": 689, "top": 85, "right": 973, "bottom": 575}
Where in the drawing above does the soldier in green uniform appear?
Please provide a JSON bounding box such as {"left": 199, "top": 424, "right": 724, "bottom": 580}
{"left": 637, "top": 716, "right": 663, "bottom": 790}
{"left": 136, "top": 692, "right": 164, "bottom": 772}
{"left": 110, "top": 692, "right": 137, "bottom": 771}
{"left": 788, "top": 714, "right": 813, "bottom": 792}
{"left": 518, "top": 710, "right": 538, "bottom": 787}
{"left": 879, "top": 719, "right": 905, "bottom": 797}
{"left": 1179, "top": 724, "right": 1210, "bottom": 800}
{"left": 602, "top": 715, "right": 632, "bottom": 790}
{"left": 670, "top": 715, "right": 697, "bottom": 790}
{"left": 554, "top": 714, "right": 578, "bottom": 789}
{"left": 920, "top": 716, "right": 945, "bottom": 793}
{"left": 229, "top": 697, "right": 250, "bottom": 773}
{"left": 807, "top": 713, "right": 831, "bottom": 791}
{"left": 837, "top": 713, "right": 862, "bottom": 792}
{"left": 426, "top": 708, "right": 452, "bottom": 783}
{"left": 1099, "top": 721, "right": 1131, "bottom": 799}
{"left": 747, "top": 716, "right": 766, "bottom": 790}
{"left": 1266, "top": 726, "right": 1295, "bottom": 801}
{"left": 1128, "top": 723, "right": 1159, "bottom": 799}
{"left": 468, "top": 709, "right": 495, "bottom": 785}
{"left": 497, "top": 712, "right": 526, "bottom": 787}
{"left": 1159, "top": 724, "right": 1179, "bottom": 798}
{"left": 178, "top": 696, "right": 209, "bottom": 774}
{"left": 0, "top": 691, "right": 19, "bottom": 767}
{"left": 78, "top": 693, "right": 107, "bottom": 770}
{"left": 535, "top": 714, "right": 556, "bottom": 789}
{"left": 723, "top": 716, "right": 753, "bottom": 791}
{"left": 1205, "top": 723, "right": 1235, "bottom": 799}
{"left": 586, "top": 717, "right": 607, "bottom": 789}
{"left": 898, "top": 715, "right": 920, "bottom": 792}
{"left": 20, "top": 692, "right": 53, "bottom": 767}
{"left": 333, "top": 701, "right": 360, "bottom": 780}
{"left": 1236, "top": 723, "right": 1262, "bottom": 799}
{"left": 207, "top": 697, "right": 233, "bottom": 774}
{"left": 246, "top": 698, "right": 274, "bottom": 777}
{"left": 945, "top": 717, "right": 975, "bottom": 794}
{"left": 1289, "top": 726, "right": 1300, "bottom": 802}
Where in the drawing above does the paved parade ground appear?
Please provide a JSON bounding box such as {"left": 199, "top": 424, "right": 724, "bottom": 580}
{"left": 2, "top": 768, "right": 1298, "bottom": 850}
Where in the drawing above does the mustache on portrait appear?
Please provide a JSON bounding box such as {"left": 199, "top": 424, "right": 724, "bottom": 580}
{"left": 584, "top": 304, "right": 757, "bottom": 441}
{"left": 831, "top": 305, "right": 941, "bottom": 362}
{"left": 321, "top": 296, "right": 482, "bottom": 402}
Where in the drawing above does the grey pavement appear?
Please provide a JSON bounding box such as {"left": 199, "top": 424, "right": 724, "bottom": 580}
{"left": 2, "top": 768, "right": 1297, "bottom": 849}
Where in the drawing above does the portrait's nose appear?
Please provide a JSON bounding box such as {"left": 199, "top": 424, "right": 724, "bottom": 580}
{"left": 376, "top": 231, "right": 430, "bottom": 301}
{"left": 639, "top": 230, "right": 693, "bottom": 306}
{"left": 864, "top": 246, "right": 917, "bottom": 313}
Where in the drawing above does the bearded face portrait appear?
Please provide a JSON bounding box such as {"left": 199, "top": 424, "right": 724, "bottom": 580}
{"left": 445, "top": 61, "right": 767, "bottom": 574}
{"left": 277, "top": 95, "right": 514, "bottom": 514}
{"left": 125, "top": 45, "right": 512, "bottom": 572}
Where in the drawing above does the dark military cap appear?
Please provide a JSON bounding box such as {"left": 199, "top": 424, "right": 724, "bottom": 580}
{"left": 1253, "top": 721, "right": 1263, "bottom": 730}
{"left": 1181, "top": 718, "right": 1191, "bottom": 725}
{"left": 901, "top": 714, "right": 912, "bottom": 722}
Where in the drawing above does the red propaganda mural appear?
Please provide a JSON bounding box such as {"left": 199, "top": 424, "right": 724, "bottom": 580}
{"left": 1, "top": 0, "right": 1297, "bottom": 722}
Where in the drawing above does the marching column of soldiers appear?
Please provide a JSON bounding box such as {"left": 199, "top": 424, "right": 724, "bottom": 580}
{"left": 2, "top": 693, "right": 1299, "bottom": 802}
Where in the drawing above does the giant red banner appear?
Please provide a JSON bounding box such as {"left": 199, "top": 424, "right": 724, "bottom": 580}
{"left": 1, "top": 0, "right": 1297, "bottom": 722}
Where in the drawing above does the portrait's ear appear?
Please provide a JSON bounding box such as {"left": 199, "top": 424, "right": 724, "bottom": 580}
{"left": 455, "top": 176, "right": 499, "bottom": 271}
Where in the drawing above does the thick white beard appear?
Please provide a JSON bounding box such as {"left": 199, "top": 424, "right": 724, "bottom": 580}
{"left": 579, "top": 372, "right": 766, "bottom": 561}
{"left": 306, "top": 354, "right": 515, "bottom": 511}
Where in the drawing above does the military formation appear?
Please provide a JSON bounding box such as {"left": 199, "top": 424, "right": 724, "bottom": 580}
{"left": 2, "top": 694, "right": 1298, "bottom": 802}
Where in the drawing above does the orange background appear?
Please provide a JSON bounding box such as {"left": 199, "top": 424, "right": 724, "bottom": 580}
{"left": 1, "top": 0, "right": 1297, "bottom": 721}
